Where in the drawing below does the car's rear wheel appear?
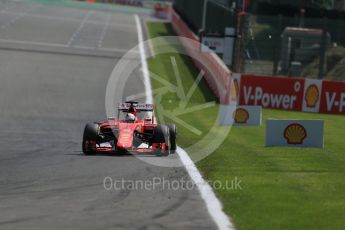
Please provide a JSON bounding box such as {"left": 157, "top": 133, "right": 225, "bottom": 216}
{"left": 151, "top": 125, "right": 170, "bottom": 156}
{"left": 167, "top": 124, "right": 177, "bottom": 153}
{"left": 82, "top": 123, "right": 99, "bottom": 155}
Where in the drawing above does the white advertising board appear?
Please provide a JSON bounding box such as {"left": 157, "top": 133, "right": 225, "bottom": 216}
{"left": 302, "top": 79, "right": 322, "bottom": 113}
{"left": 266, "top": 119, "right": 324, "bottom": 148}
{"left": 223, "top": 27, "right": 236, "bottom": 65}
{"left": 219, "top": 105, "right": 262, "bottom": 126}
{"left": 201, "top": 36, "right": 224, "bottom": 53}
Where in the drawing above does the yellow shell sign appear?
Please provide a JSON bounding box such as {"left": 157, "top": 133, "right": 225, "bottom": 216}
{"left": 283, "top": 123, "right": 307, "bottom": 144}
{"left": 305, "top": 84, "right": 319, "bottom": 108}
{"left": 266, "top": 119, "right": 323, "bottom": 148}
{"left": 231, "top": 78, "right": 239, "bottom": 100}
{"left": 233, "top": 108, "right": 249, "bottom": 124}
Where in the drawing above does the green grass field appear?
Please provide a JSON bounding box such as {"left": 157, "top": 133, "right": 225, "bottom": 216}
{"left": 146, "top": 22, "right": 345, "bottom": 230}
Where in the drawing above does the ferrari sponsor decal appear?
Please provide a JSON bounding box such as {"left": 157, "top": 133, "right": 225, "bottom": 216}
{"left": 266, "top": 119, "right": 323, "bottom": 148}
{"left": 98, "top": 142, "right": 112, "bottom": 148}
{"left": 137, "top": 143, "right": 150, "bottom": 149}
{"left": 120, "top": 133, "right": 131, "bottom": 138}
{"left": 118, "top": 103, "right": 154, "bottom": 111}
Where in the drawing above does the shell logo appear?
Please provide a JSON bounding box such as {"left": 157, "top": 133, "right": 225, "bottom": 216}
{"left": 233, "top": 108, "right": 249, "bottom": 124}
{"left": 231, "top": 79, "right": 239, "bottom": 100}
{"left": 283, "top": 123, "right": 307, "bottom": 145}
{"left": 305, "top": 84, "right": 319, "bottom": 108}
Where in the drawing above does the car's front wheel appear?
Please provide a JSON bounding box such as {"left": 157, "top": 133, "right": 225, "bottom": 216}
{"left": 82, "top": 123, "right": 99, "bottom": 155}
{"left": 151, "top": 125, "right": 171, "bottom": 156}
{"left": 167, "top": 124, "right": 177, "bottom": 153}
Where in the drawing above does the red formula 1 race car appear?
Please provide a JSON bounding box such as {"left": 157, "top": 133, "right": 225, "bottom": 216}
{"left": 82, "top": 102, "right": 176, "bottom": 156}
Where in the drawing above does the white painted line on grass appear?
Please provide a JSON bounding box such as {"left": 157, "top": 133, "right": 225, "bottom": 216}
{"left": 135, "top": 14, "right": 235, "bottom": 230}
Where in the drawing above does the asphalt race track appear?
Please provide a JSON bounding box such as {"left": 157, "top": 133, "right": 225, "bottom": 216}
{"left": 0, "top": 0, "right": 218, "bottom": 229}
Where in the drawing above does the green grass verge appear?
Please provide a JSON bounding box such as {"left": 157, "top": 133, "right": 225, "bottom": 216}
{"left": 146, "top": 21, "right": 345, "bottom": 230}
{"left": 146, "top": 22, "right": 219, "bottom": 157}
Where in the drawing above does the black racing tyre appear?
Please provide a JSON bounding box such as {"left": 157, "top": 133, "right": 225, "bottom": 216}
{"left": 167, "top": 124, "right": 177, "bottom": 153}
{"left": 152, "top": 125, "right": 170, "bottom": 156}
{"left": 151, "top": 125, "right": 167, "bottom": 143}
{"left": 82, "top": 123, "right": 99, "bottom": 155}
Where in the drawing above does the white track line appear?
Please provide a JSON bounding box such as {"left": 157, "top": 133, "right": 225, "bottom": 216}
{"left": 176, "top": 147, "right": 235, "bottom": 230}
{"left": 0, "top": 4, "right": 38, "bottom": 30}
{"left": 2, "top": 11, "right": 136, "bottom": 28}
{"left": 135, "top": 14, "right": 235, "bottom": 230}
{"left": 135, "top": 14, "right": 152, "bottom": 104}
{"left": 67, "top": 11, "right": 94, "bottom": 47}
{"left": 0, "top": 38, "right": 133, "bottom": 54}
{"left": 98, "top": 13, "right": 111, "bottom": 49}
{"left": 0, "top": 2, "right": 16, "bottom": 14}
{"left": 0, "top": 38, "right": 67, "bottom": 47}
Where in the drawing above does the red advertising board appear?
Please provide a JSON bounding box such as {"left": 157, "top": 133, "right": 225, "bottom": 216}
{"left": 239, "top": 75, "right": 305, "bottom": 111}
{"left": 170, "top": 6, "right": 345, "bottom": 115}
{"left": 319, "top": 80, "right": 345, "bottom": 115}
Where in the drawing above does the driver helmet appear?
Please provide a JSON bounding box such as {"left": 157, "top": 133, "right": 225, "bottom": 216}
{"left": 125, "top": 113, "right": 136, "bottom": 123}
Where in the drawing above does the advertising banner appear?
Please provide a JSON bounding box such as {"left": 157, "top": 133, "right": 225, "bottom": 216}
{"left": 266, "top": 119, "right": 324, "bottom": 148}
{"left": 231, "top": 73, "right": 241, "bottom": 104}
{"left": 319, "top": 80, "right": 345, "bottom": 115}
{"left": 238, "top": 75, "right": 305, "bottom": 111}
{"left": 223, "top": 27, "right": 236, "bottom": 65}
{"left": 219, "top": 105, "right": 262, "bottom": 126}
{"left": 302, "top": 79, "right": 322, "bottom": 113}
{"left": 201, "top": 36, "right": 224, "bottom": 53}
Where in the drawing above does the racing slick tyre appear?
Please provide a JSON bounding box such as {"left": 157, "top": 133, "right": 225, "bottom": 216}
{"left": 82, "top": 123, "right": 99, "bottom": 155}
{"left": 151, "top": 125, "right": 171, "bottom": 156}
{"left": 167, "top": 124, "right": 177, "bottom": 153}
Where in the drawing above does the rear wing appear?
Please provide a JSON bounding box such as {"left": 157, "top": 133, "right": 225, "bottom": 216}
{"left": 118, "top": 103, "right": 154, "bottom": 112}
